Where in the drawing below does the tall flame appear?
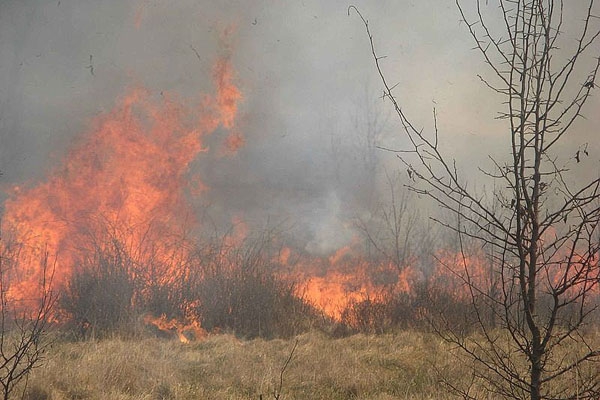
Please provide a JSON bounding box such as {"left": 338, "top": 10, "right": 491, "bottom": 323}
{"left": 2, "top": 48, "right": 242, "bottom": 306}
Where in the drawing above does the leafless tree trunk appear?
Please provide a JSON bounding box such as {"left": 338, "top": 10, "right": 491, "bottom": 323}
{"left": 352, "top": 1, "right": 600, "bottom": 398}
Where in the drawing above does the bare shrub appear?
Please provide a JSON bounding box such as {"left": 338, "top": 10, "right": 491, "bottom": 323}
{"left": 59, "top": 222, "right": 317, "bottom": 339}
{"left": 192, "top": 234, "right": 314, "bottom": 338}
{"left": 60, "top": 239, "right": 136, "bottom": 338}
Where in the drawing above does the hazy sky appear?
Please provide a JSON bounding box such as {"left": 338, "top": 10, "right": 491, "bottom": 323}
{"left": 1, "top": 0, "right": 598, "bottom": 253}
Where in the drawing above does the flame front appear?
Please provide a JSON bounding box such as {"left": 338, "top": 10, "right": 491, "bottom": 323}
{"left": 2, "top": 49, "right": 242, "bottom": 310}
{"left": 2, "top": 29, "right": 595, "bottom": 336}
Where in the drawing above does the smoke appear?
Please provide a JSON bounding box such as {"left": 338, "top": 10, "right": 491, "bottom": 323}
{"left": 1, "top": 0, "right": 598, "bottom": 255}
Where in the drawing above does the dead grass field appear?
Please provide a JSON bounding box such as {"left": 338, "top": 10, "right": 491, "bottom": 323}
{"left": 22, "top": 330, "right": 465, "bottom": 400}
{"left": 25, "top": 328, "right": 600, "bottom": 400}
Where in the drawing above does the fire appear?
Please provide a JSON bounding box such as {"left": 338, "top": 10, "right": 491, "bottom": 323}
{"left": 143, "top": 314, "right": 206, "bottom": 343}
{"left": 1, "top": 41, "right": 242, "bottom": 321}
{"left": 223, "top": 131, "right": 245, "bottom": 154}
{"left": 279, "top": 244, "right": 422, "bottom": 321}
{"left": 430, "top": 249, "right": 494, "bottom": 302}
{"left": 301, "top": 272, "right": 378, "bottom": 321}
{"left": 3, "top": 20, "right": 595, "bottom": 337}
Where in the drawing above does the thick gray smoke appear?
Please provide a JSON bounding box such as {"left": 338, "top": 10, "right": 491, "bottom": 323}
{"left": 1, "top": 0, "right": 598, "bottom": 254}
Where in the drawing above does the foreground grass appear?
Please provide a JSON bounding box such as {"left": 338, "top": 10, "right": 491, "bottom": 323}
{"left": 23, "top": 330, "right": 459, "bottom": 400}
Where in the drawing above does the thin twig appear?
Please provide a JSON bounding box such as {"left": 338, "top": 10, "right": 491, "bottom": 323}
{"left": 274, "top": 339, "right": 298, "bottom": 400}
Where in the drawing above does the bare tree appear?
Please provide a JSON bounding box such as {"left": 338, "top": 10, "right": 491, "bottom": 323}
{"left": 356, "top": 170, "right": 419, "bottom": 272}
{"left": 352, "top": 1, "right": 600, "bottom": 399}
{"left": 0, "top": 241, "right": 55, "bottom": 400}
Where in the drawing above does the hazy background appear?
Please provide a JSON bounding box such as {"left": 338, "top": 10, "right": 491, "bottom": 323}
{"left": 1, "top": 0, "right": 598, "bottom": 254}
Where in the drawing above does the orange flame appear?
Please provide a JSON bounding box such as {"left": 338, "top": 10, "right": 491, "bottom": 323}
{"left": 1, "top": 43, "right": 242, "bottom": 318}
{"left": 143, "top": 314, "right": 206, "bottom": 343}
{"left": 278, "top": 244, "right": 422, "bottom": 321}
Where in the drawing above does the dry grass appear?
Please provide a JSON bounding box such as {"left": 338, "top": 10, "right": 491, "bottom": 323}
{"left": 24, "top": 328, "right": 600, "bottom": 399}
{"left": 22, "top": 330, "right": 463, "bottom": 400}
